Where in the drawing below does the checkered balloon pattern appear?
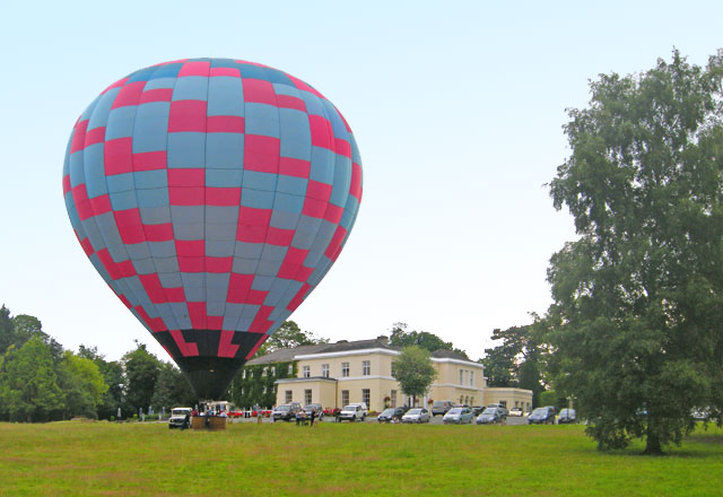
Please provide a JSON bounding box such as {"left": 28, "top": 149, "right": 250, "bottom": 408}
{"left": 63, "top": 58, "right": 362, "bottom": 396}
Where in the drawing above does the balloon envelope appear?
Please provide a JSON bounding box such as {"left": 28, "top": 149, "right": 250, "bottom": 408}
{"left": 62, "top": 58, "right": 362, "bottom": 398}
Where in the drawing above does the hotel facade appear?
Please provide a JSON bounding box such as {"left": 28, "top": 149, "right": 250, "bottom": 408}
{"left": 243, "top": 337, "right": 532, "bottom": 413}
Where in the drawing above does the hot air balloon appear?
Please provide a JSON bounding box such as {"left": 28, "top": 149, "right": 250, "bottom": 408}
{"left": 62, "top": 58, "right": 362, "bottom": 399}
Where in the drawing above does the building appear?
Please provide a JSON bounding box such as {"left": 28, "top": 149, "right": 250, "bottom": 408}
{"left": 243, "top": 336, "right": 533, "bottom": 413}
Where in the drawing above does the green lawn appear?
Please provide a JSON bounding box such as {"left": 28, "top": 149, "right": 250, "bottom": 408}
{"left": 0, "top": 421, "right": 720, "bottom": 496}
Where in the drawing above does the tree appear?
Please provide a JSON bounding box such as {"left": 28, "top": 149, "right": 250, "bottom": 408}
{"left": 391, "top": 346, "right": 437, "bottom": 406}
{"left": 57, "top": 351, "right": 108, "bottom": 419}
{"left": 122, "top": 341, "right": 161, "bottom": 414}
{"left": 0, "top": 336, "right": 65, "bottom": 422}
{"left": 548, "top": 50, "right": 722, "bottom": 454}
{"left": 257, "top": 321, "right": 328, "bottom": 355}
{"left": 78, "top": 345, "right": 124, "bottom": 419}
{"left": 389, "top": 322, "right": 468, "bottom": 359}
{"left": 481, "top": 318, "right": 549, "bottom": 406}
{"left": 151, "top": 362, "right": 195, "bottom": 412}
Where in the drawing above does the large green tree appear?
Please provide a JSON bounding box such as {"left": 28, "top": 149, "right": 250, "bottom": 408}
{"left": 122, "top": 341, "right": 161, "bottom": 414}
{"left": 78, "top": 345, "right": 124, "bottom": 419}
{"left": 151, "top": 362, "right": 195, "bottom": 412}
{"left": 391, "top": 346, "right": 437, "bottom": 406}
{"left": 57, "top": 351, "right": 109, "bottom": 419}
{"left": 0, "top": 336, "right": 65, "bottom": 421}
{"left": 548, "top": 50, "right": 722, "bottom": 453}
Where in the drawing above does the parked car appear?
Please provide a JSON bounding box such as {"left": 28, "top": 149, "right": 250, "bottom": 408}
{"left": 168, "top": 407, "right": 192, "bottom": 429}
{"left": 557, "top": 408, "right": 576, "bottom": 424}
{"left": 471, "top": 406, "right": 485, "bottom": 416}
{"left": 509, "top": 407, "right": 524, "bottom": 417}
{"left": 401, "top": 408, "right": 431, "bottom": 423}
{"left": 272, "top": 402, "right": 302, "bottom": 422}
{"left": 377, "top": 407, "right": 407, "bottom": 423}
{"left": 303, "top": 403, "right": 323, "bottom": 418}
{"left": 348, "top": 402, "right": 369, "bottom": 417}
{"left": 487, "top": 404, "right": 509, "bottom": 417}
{"left": 431, "top": 400, "right": 454, "bottom": 416}
{"left": 443, "top": 407, "right": 474, "bottom": 424}
{"left": 476, "top": 407, "right": 505, "bottom": 425}
{"left": 337, "top": 404, "right": 366, "bottom": 422}
{"left": 528, "top": 406, "right": 556, "bottom": 424}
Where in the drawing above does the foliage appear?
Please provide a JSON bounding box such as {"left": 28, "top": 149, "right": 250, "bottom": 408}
{"left": 481, "top": 317, "right": 549, "bottom": 406}
{"left": 547, "top": 50, "right": 723, "bottom": 453}
{"left": 391, "top": 346, "right": 437, "bottom": 404}
{"left": 229, "top": 361, "right": 296, "bottom": 408}
{"left": 122, "top": 341, "right": 161, "bottom": 414}
{"left": 0, "top": 337, "right": 65, "bottom": 421}
{"left": 256, "top": 320, "right": 328, "bottom": 356}
{"left": 389, "top": 322, "right": 468, "bottom": 359}
{"left": 151, "top": 362, "right": 195, "bottom": 412}
{"left": 56, "top": 351, "right": 109, "bottom": 419}
{"left": 78, "top": 345, "right": 124, "bottom": 420}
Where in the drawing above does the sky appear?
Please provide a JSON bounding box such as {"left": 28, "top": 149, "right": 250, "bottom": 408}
{"left": 1, "top": 1, "right": 721, "bottom": 362}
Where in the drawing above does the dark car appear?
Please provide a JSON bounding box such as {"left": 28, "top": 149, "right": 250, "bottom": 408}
{"left": 377, "top": 407, "right": 407, "bottom": 422}
{"left": 528, "top": 406, "right": 556, "bottom": 424}
{"left": 272, "top": 402, "right": 302, "bottom": 422}
{"left": 431, "top": 400, "right": 454, "bottom": 416}
{"left": 471, "top": 406, "right": 485, "bottom": 416}
{"left": 557, "top": 408, "right": 576, "bottom": 424}
{"left": 476, "top": 407, "right": 505, "bottom": 425}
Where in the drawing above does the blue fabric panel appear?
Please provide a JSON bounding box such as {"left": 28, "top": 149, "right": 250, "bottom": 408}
{"left": 242, "top": 171, "right": 276, "bottom": 192}
{"left": 107, "top": 173, "right": 134, "bottom": 193}
{"left": 83, "top": 144, "right": 106, "bottom": 198}
{"left": 330, "top": 154, "right": 352, "bottom": 206}
{"left": 250, "top": 275, "right": 274, "bottom": 291}
{"left": 279, "top": 108, "right": 311, "bottom": 160}
{"left": 275, "top": 175, "right": 307, "bottom": 196}
{"left": 109, "top": 190, "right": 137, "bottom": 211}
{"left": 206, "top": 133, "right": 244, "bottom": 170}
{"left": 126, "top": 242, "right": 151, "bottom": 260}
{"left": 88, "top": 90, "right": 119, "bottom": 130}
{"left": 323, "top": 100, "right": 351, "bottom": 140}
{"left": 206, "top": 222, "right": 237, "bottom": 241}
{"left": 291, "top": 216, "right": 322, "bottom": 250}
{"left": 206, "top": 167, "right": 243, "bottom": 187}
{"left": 154, "top": 256, "right": 179, "bottom": 273}
{"left": 245, "top": 103, "right": 280, "bottom": 138}
{"left": 240, "top": 187, "right": 274, "bottom": 208}
{"left": 167, "top": 132, "right": 205, "bottom": 168}
{"left": 133, "top": 258, "right": 156, "bottom": 275}
{"left": 232, "top": 257, "right": 258, "bottom": 274}
{"left": 148, "top": 63, "right": 183, "bottom": 79}
{"left": 298, "top": 92, "right": 324, "bottom": 116}
{"left": 68, "top": 152, "right": 85, "bottom": 187}
{"left": 133, "top": 170, "right": 167, "bottom": 190}
{"left": 143, "top": 77, "right": 177, "bottom": 90}
{"left": 309, "top": 147, "right": 335, "bottom": 184}
{"left": 137, "top": 188, "right": 169, "bottom": 208}
{"left": 132, "top": 102, "right": 170, "bottom": 153}
{"left": 270, "top": 210, "right": 300, "bottom": 230}
{"left": 260, "top": 244, "right": 287, "bottom": 262}
{"left": 105, "top": 106, "right": 137, "bottom": 140}
{"left": 171, "top": 206, "right": 204, "bottom": 224}
{"left": 127, "top": 67, "right": 157, "bottom": 83}
{"left": 206, "top": 240, "right": 235, "bottom": 257}
{"left": 158, "top": 272, "right": 183, "bottom": 288}
{"left": 234, "top": 242, "right": 263, "bottom": 259}
{"left": 272, "top": 192, "right": 304, "bottom": 214}
{"left": 148, "top": 240, "right": 175, "bottom": 258}
{"left": 208, "top": 77, "right": 244, "bottom": 116}
{"left": 173, "top": 223, "right": 204, "bottom": 240}
{"left": 172, "top": 76, "right": 209, "bottom": 101}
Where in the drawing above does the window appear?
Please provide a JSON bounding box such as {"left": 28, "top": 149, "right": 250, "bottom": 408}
{"left": 391, "top": 361, "right": 396, "bottom": 377}
{"left": 500, "top": 400, "right": 507, "bottom": 408}
{"left": 362, "top": 360, "right": 371, "bottom": 376}
{"left": 302, "top": 366, "right": 310, "bottom": 378}
{"left": 242, "top": 370, "right": 246, "bottom": 379}
{"left": 464, "top": 395, "right": 469, "bottom": 405}
{"left": 391, "top": 390, "right": 397, "bottom": 408}
{"left": 341, "top": 390, "right": 349, "bottom": 405}
{"left": 304, "top": 389, "right": 312, "bottom": 405}
{"left": 362, "top": 389, "right": 370, "bottom": 407}
{"left": 262, "top": 367, "right": 267, "bottom": 377}
{"left": 342, "top": 362, "right": 350, "bottom": 377}
{"left": 288, "top": 364, "right": 293, "bottom": 375}
{"left": 459, "top": 370, "right": 464, "bottom": 385}
{"left": 285, "top": 390, "right": 292, "bottom": 403}
{"left": 322, "top": 364, "right": 329, "bottom": 378}
{"left": 470, "top": 371, "right": 474, "bottom": 386}
{"left": 470, "top": 396, "right": 474, "bottom": 405}
{"left": 270, "top": 366, "right": 275, "bottom": 376}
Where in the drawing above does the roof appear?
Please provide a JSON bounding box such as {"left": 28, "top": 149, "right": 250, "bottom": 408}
{"left": 245, "top": 338, "right": 396, "bottom": 365}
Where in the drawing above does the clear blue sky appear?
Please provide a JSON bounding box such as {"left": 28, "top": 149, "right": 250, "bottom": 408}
{"left": 1, "top": 1, "right": 720, "bottom": 361}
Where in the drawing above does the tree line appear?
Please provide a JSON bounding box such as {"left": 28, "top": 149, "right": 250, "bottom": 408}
{"left": 0, "top": 305, "right": 195, "bottom": 422}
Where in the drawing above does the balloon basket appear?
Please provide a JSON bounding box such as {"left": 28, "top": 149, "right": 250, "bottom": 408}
{"left": 191, "top": 416, "right": 227, "bottom": 431}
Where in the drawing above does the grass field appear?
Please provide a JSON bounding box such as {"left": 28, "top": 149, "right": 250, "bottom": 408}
{"left": 0, "top": 421, "right": 720, "bottom": 496}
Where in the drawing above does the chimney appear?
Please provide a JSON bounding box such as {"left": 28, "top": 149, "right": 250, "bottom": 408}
{"left": 377, "top": 335, "right": 388, "bottom": 344}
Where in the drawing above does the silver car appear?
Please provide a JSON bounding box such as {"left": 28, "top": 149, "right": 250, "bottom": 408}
{"left": 401, "top": 408, "right": 431, "bottom": 423}
{"left": 443, "top": 407, "right": 474, "bottom": 424}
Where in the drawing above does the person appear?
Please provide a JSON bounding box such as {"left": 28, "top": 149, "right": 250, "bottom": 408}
{"left": 309, "top": 408, "right": 316, "bottom": 428}
{"left": 295, "top": 409, "right": 306, "bottom": 426}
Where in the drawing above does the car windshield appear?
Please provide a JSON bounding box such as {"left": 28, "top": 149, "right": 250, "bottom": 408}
{"left": 531, "top": 408, "right": 547, "bottom": 415}
{"left": 171, "top": 409, "right": 189, "bottom": 416}
{"left": 483, "top": 408, "right": 497, "bottom": 415}
{"left": 276, "top": 405, "right": 290, "bottom": 411}
{"left": 407, "top": 409, "right": 422, "bottom": 415}
{"left": 381, "top": 409, "right": 394, "bottom": 416}
{"left": 342, "top": 405, "right": 355, "bottom": 411}
{"left": 447, "top": 408, "right": 463, "bottom": 414}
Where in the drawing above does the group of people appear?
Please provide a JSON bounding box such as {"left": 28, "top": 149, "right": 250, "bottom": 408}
{"left": 295, "top": 409, "right": 319, "bottom": 427}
